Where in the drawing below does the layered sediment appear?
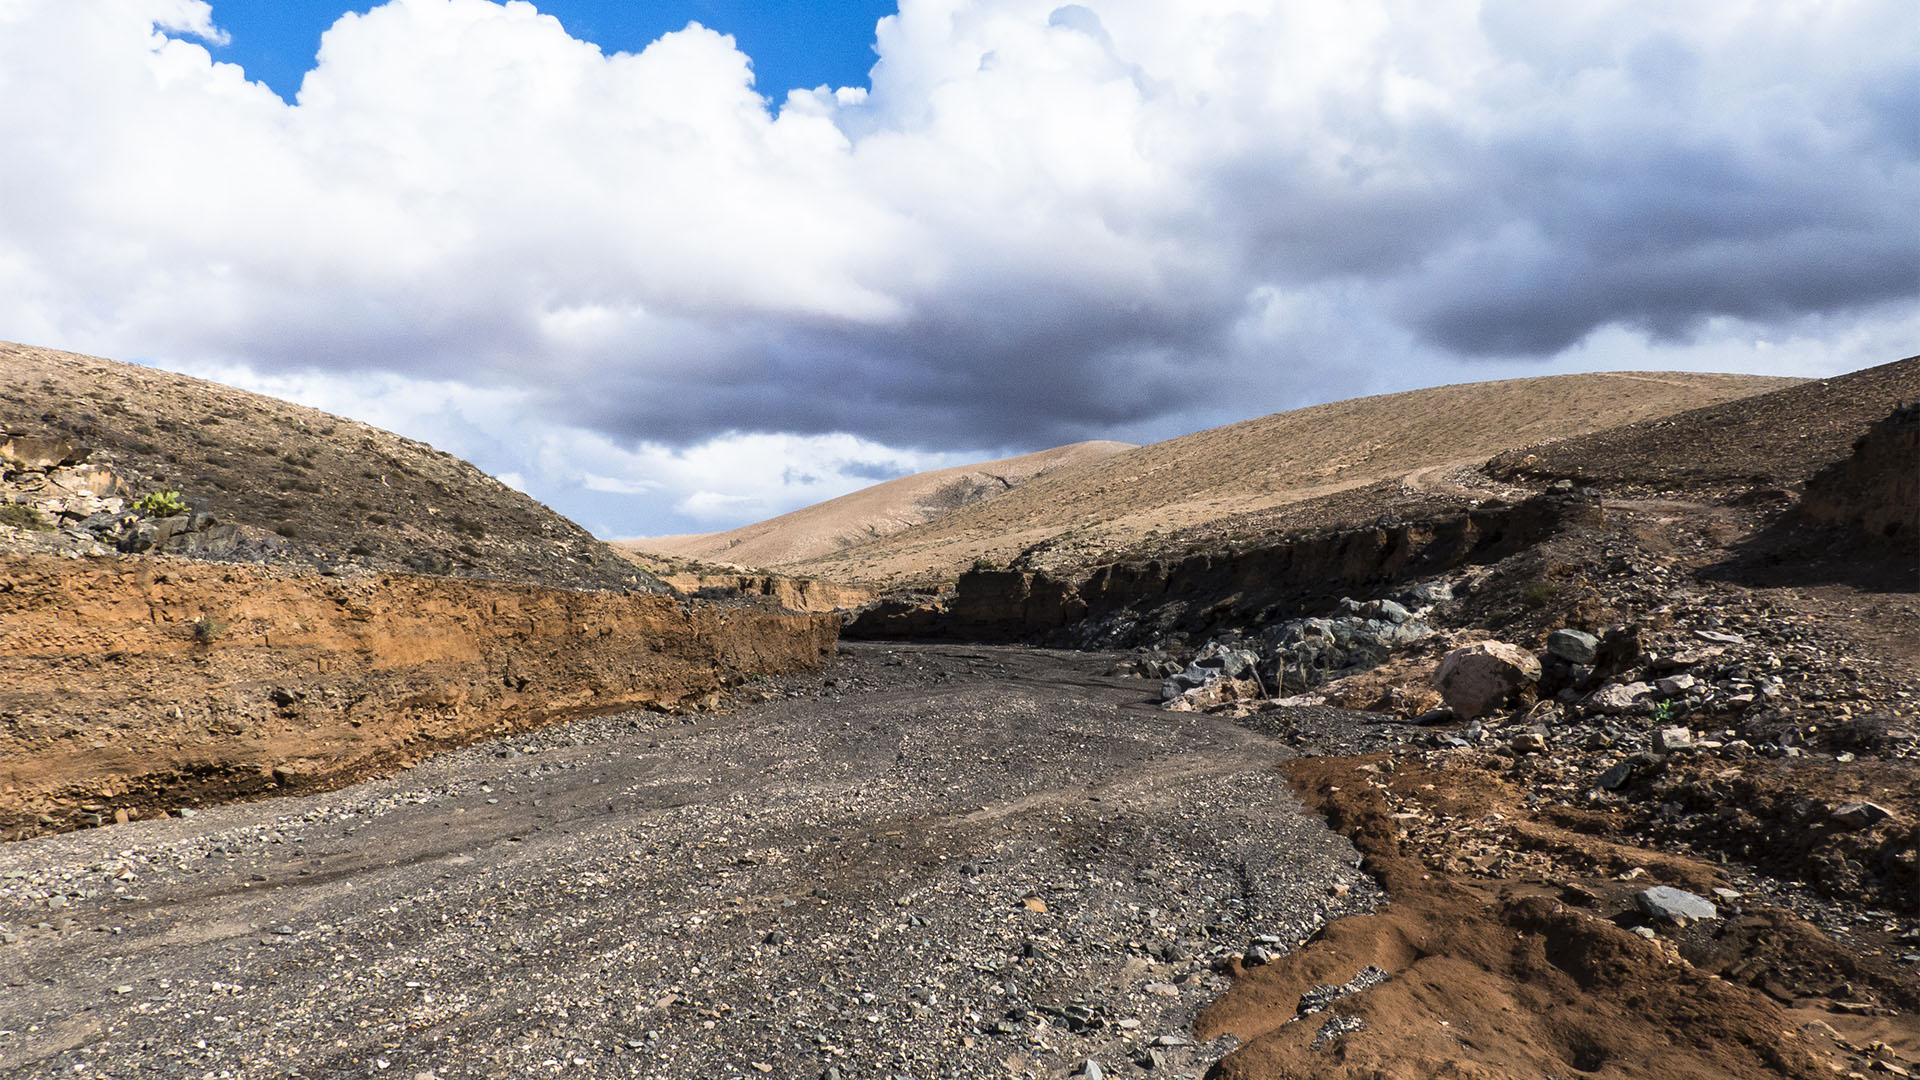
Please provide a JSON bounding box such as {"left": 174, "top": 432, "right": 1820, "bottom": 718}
{"left": 0, "top": 554, "right": 838, "bottom": 833}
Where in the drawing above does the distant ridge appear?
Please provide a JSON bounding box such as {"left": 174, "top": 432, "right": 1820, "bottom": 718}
{"left": 774, "top": 371, "right": 1800, "bottom": 586}
{"left": 621, "top": 441, "right": 1134, "bottom": 569}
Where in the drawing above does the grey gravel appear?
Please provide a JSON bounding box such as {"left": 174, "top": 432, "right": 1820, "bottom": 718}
{"left": 0, "top": 643, "right": 1378, "bottom": 1079}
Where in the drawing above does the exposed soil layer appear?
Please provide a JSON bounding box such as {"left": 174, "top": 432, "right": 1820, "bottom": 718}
{"left": 1, "top": 342, "right": 657, "bottom": 591}
{"left": 1195, "top": 751, "right": 1917, "bottom": 1080}
{"left": 613, "top": 548, "right": 877, "bottom": 613}
{"left": 0, "top": 553, "right": 837, "bottom": 835}
{"left": 847, "top": 491, "right": 1595, "bottom": 645}
{"left": 1796, "top": 401, "right": 1919, "bottom": 552}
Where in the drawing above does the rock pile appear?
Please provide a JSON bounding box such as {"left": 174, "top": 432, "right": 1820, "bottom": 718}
{"left": 1150, "top": 586, "right": 1447, "bottom": 710}
{"left": 1161, "top": 641, "right": 1265, "bottom": 711}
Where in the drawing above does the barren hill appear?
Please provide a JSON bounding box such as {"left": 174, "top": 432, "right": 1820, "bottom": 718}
{"left": 783, "top": 371, "right": 1795, "bottom": 586}
{"left": 622, "top": 440, "right": 1133, "bottom": 568}
{"left": 0, "top": 342, "right": 660, "bottom": 592}
{"left": 1488, "top": 354, "right": 1920, "bottom": 492}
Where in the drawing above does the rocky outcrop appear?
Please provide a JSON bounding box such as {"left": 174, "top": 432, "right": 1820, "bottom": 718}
{"left": 1795, "top": 402, "right": 1918, "bottom": 553}
{"left": 850, "top": 492, "right": 1597, "bottom": 645}
{"left": 0, "top": 554, "right": 838, "bottom": 834}
{"left": 655, "top": 572, "right": 874, "bottom": 613}
{"left": 1161, "top": 641, "right": 1264, "bottom": 710}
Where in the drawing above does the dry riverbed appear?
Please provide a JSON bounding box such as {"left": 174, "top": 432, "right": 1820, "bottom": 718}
{"left": 0, "top": 643, "right": 1379, "bottom": 1079}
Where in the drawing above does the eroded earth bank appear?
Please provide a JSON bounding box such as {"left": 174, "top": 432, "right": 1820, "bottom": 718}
{"left": 0, "top": 554, "right": 837, "bottom": 834}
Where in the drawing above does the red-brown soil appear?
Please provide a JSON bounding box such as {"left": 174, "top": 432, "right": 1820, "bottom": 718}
{"left": 0, "top": 553, "right": 837, "bottom": 835}
{"left": 1197, "top": 752, "right": 1918, "bottom": 1079}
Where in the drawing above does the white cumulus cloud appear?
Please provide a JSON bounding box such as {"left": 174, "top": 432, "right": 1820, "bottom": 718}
{"left": 0, "top": 0, "right": 1913, "bottom": 536}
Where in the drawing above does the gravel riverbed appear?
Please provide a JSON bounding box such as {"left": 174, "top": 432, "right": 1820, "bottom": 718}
{"left": 0, "top": 643, "right": 1379, "bottom": 1080}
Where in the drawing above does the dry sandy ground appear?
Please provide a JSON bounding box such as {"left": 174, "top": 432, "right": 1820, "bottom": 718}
{"left": 627, "top": 441, "right": 1134, "bottom": 569}
{"left": 769, "top": 372, "right": 1793, "bottom": 587}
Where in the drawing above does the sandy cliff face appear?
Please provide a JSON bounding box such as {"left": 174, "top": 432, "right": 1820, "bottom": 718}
{"left": 652, "top": 572, "right": 875, "bottom": 612}
{"left": 0, "top": 554, "right": 838, "bottom": 834}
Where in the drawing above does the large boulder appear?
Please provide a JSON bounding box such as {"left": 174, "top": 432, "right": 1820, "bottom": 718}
{"left": 0, "top": 434, "right": 82, "bottom": 471}
{"left": 1432, "top": 641, "right": 1541, "bottom": 719}
{"left": 1636, "top": 886, "right": 1717, "bottom": 924}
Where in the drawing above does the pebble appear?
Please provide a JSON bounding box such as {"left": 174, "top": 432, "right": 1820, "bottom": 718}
{"left": 1653, "top": 727, "right": 1694, "bottom": 753}
{"left": 1547, "top": 629, "right": 1599, "bottom": 665}
{"left": 1830, "top": 802, "right": 1894, "bottom": 830}
{"left": 1596, "top": 761, "right": 1634, "bottom": 790}
{"left": 1656, "top": 674, "right": 1696, "bottom": 695}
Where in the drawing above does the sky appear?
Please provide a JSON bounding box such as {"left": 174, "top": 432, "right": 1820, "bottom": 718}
{"left": 204, "top": 0, "right": 898, "bottom": 106}
{"left": 0, "top": 1, "right": 1914, "bottom": 539}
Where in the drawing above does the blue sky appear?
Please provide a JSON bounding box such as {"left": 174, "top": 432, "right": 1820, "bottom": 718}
{"left": 209, "top": 0, "right": 898, "bottom": 102}
{"left": 1, "top": 1, "right": 1915, "bottom": 539}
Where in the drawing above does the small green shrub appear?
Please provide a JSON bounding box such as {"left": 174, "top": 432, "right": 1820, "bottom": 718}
{"left": 1651, "top": 699, "right": 1681, "bottom": 723}
{"left": 970, "top": 557, "right": 999, "bottom": 572}
{"left": 134, "top": 490, "right": 188, "bottom": 517}
{"left": 1522, "top": 581, "right": 1558, "bottom": 609}
{"left": 192, "top": 615, "right": 226, "bottom": 644}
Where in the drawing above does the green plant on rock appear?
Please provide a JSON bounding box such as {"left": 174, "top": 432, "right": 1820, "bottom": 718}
{"left": 192, "top": 614, "right": 226, "bottom": 644}
{"left": 134, "top": 489, "right": 188, "bottom": 517}
{"left": 1651, "top": 699, "right": 1681, "bottom": 723}
{"left": 970, "top": 557, "right": 1000, "bottom": 572}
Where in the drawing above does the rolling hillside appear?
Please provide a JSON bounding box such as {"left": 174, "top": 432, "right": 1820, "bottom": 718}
{"left": 778, "top": 371, "right": 1798, "bottom": 586}
{"left": 622, "top": 440, "right": 1133, "bottom": 568}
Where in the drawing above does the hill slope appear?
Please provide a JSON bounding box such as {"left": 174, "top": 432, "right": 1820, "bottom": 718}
{"left": 622, "top": 440, "right": 1133, "bottom": 568}
{"left": 782, "top": 371, "right": 1795, "bottom": 586}
{"left": 1488, "top": 355, "right": 1920, "bottom": 492}
{"left": 0, "top": 342, "right": 661, "bottom": 592}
